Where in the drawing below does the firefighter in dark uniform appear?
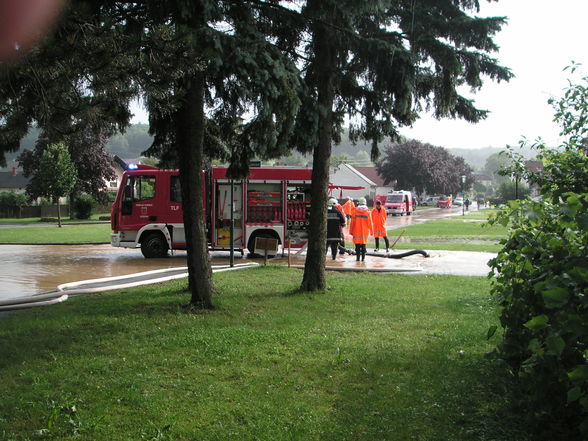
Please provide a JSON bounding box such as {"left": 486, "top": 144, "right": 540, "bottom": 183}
{"left": 326, "top": 198, "right": 346, "bottom": 260}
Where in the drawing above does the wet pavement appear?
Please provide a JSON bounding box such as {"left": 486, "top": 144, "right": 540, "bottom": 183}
{"left": 275, "top": 247, "right": 494, "bottom": 276}
{"left": 0, "top": 206, "right": 493, "bottom": 301}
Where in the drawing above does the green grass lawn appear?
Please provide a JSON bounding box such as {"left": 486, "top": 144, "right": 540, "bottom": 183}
{"left": 382, "top": 209, "right": 504, "bottom": 252}
{"left": 0, "top": 213, "right": 110, "bottom": 224}
{"left": 0, "top": 223, "right": 111, "bottom": 243}
{"left": 399, "top": 212, "right": 504, "bottom": 239}
{"left": 0, "top": 266, "right": 526, "bottom": 441}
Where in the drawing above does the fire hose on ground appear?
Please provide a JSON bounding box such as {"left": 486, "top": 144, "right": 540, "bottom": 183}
{"left": 0, "top": 263, "right": 259, "bottom": 312}
{"left": 338, "top": 245, "right": 430, "bottom": 259}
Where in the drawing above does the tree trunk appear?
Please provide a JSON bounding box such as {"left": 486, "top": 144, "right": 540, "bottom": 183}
{"left": 56, "top": 199, "right": 62, "bottom": 227}
{"left": 300, "top": 19, "right": 336, "bottom": 292}
{"left": 176, "top": 72, "right": 215, "bottom": 308}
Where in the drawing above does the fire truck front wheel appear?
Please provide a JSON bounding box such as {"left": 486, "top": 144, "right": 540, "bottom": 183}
{"left": 140, "top": 232, "right": 169, "bottom": 258}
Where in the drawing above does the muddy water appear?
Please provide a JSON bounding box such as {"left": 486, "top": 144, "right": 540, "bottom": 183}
{"left": 0, "top": 244, "right": 189, "bottom": 300}
{"left": 0, "top": 206, "right": 478, "bottom": 301}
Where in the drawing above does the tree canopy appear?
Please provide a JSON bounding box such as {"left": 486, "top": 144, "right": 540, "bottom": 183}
{"left": 377, "top": 140, "right": 474, "bottom": 196}
{"left": 484, "top": 151, "right": 513, "bottom": 184}
{"left": 34, "top": 142, "right": 77, "bottom": 226}
{"left": 18, "top": 125, "right": 115, "bottom": 203}
{"left": 291, "top": 0, "right": 511, "bottom": 291}
{"left": 0, "top": 2, "right": 139, "bottom": 165}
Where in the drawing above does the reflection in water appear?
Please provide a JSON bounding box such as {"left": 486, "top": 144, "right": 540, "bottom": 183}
{"left": 0, "top": 245, "right": 188, "bottom": 300}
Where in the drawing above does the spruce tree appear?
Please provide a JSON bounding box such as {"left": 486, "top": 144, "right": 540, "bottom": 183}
{"left": 293, "top": 0, "right": 512, "bottom": 291}
{"left": 0, "top": 0, "right": 302, "bottom": 308}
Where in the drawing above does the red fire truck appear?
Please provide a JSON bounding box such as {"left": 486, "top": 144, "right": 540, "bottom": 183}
{"left": 111, "top": 164, "right": 317, "bottom": 258}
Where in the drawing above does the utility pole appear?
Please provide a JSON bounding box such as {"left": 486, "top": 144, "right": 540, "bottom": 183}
{"left": 461, "top": 175, "right": 466, "bottom": 216}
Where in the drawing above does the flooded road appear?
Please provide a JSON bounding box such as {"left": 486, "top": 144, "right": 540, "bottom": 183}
{"left": 0, "top": 206, "right": 476, "bottom": 300}
{"left": 0, "top": 245, "right": 190, "bottom": 300}
{"left": 386, "top": 205, "right": 465, "bottom": 229}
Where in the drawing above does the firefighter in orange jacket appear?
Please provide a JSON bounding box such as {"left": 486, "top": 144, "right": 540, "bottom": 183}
{"left": 349, "top": 197, "right": 372, "bottom": 261}
{"left": 371, "top": 200, "right": 390, "bottom": 253}
{"left": 342, "top": 197, "right": 355, "bottom": 221}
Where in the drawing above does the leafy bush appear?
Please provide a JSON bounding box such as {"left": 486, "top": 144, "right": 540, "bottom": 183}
{"left": 489, "top": 195, "right": 588, "bottom": 438}
{"left": 489, "top": 66, "right": 588, "bottom": 439}
{"left": 0, "top": 192, "right": 29, "bottom": 209}
{"left": 72, "top": 195, "right": 96, "bottom": 219}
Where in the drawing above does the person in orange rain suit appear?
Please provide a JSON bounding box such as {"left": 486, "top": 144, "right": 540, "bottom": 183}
{"left": 371, "top": 200, "right": 390, "bottom": 253}
{"left": 349, "top": 197, "right": 372, "bottom": 262}
{"left": 342, "top": 197, "right": 355, "bottom": 222}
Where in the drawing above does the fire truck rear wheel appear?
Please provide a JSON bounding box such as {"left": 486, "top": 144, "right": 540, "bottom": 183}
{"left": 141, "top": 232, "right": 169, "bottom": 258}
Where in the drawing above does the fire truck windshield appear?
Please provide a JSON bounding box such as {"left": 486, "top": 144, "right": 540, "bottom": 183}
{"left": 124, "top": 175, "right": 156, "bottom": 202}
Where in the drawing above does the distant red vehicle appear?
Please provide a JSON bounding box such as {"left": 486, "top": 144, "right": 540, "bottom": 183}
{"left": 437, "top": 195, "right": 452, "bottom": 208}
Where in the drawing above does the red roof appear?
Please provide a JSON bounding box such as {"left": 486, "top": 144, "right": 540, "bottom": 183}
{"left": 354, "top": 166, "right": 386, "bottom": 186}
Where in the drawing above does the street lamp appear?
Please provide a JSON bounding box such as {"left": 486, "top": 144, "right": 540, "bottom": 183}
{"left": 460, "top": 175, "right": 466, "bottom": 216}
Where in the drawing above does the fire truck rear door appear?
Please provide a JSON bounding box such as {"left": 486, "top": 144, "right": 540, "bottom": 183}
{"left": 215, "top": 182, "right": 243, "bottom": 248}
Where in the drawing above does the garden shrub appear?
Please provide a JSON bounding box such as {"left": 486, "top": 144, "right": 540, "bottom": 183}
{"left": 489, "top": 195, "right": 588, "bottom": 439}
{"left": 72, "top": 195, "right": 96, "bottom": 219}
{"left": 489, "top": 66, "right": 588, "bottom": 439}
{"left": 0, "top": 192, "right": 29, "bottom": 209}
{"left": 0, "top": 192, "right": 30, "bottom": 217}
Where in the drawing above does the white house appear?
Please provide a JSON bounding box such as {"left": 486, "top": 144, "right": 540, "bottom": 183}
{"left": 473, "top": 172, "right": 493, "bottom": 189}
{"left": 107, "top": 155, "right": 130, "bottom": 193}
{"left": 108, "top": 155, "right": 150, "bottom": 193}
{"left": 329, "top": 163, "right": 394, "bottom": 202}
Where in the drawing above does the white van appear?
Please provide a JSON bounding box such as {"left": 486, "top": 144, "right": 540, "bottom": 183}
{"left": 422, "top": 196, "right": 440, "bottom": 206}
{"left": 384, "top": 190, "right": 415, "bottom": 216}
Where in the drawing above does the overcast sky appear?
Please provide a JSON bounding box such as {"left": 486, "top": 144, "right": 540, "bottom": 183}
{"left": 402, "top": 0, "right": 588, "bottom": 150}
{"left": 131, "top": 1, "right": 587, "bottom": 150}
